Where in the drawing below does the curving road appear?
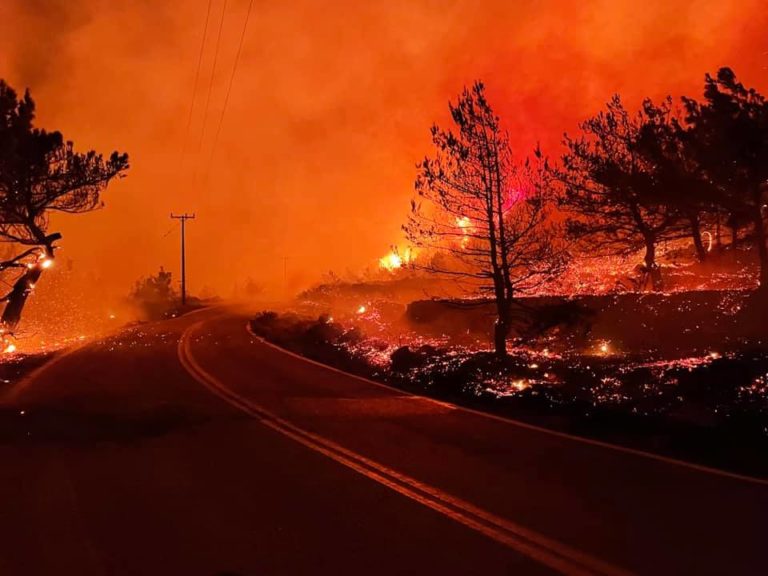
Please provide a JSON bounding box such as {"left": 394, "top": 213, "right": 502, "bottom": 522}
{"left": 0, "top": 307, "right": 766, "bottom": 575}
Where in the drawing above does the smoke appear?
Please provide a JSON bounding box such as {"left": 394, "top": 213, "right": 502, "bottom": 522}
{"left": 0, "top": 0, "right": 765, "bottom": 311}
{"left": 1, "top": 0, "right": 93, "bottom": 87}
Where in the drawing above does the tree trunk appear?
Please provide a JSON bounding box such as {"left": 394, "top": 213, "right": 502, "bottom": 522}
{"left": 493, "top": 318, "right": 509, "bottom": 357}
{"left": 644, "top": 238, "right": 663, "bottom": 291}
{"left": 689, "top": 211, "right": 706, "bottom": 262}
{"left": 1, "top": 265, "right": 43, "bottom": 330}
{"left": 1, "top": 234, "right": 60, "bottom": 331}
{"left": 753, "top": 209, "right": 768, "bottom": 291}
{"left": 493, "top": 297, "right": 512, "bottom": 357}
{"left": 731, "top": 223, "right": 739, "bottom": 248}
{"left": 715, "top": 211, "right": 721, "bottom": 251}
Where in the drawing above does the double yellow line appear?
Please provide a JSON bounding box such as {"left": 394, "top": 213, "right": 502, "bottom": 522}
{"left": 178, "top": 321, "right": 633, "bottom": 576}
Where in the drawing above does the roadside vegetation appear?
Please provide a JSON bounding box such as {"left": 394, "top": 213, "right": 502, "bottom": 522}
{"left": 250, "top": 301, "right": 768, "bottom": 478}
{"left": 128, "top": 267, "right": 208, "bottom": 321}
{"left": 251, "top": 65, "right": 768, "bottom": 477}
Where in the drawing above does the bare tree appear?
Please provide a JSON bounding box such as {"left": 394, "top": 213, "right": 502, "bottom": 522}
{"left": 0, "top": 80, "right": 128, "bottom": 332}
{"left": 405, "top": 82, "right": 565, "bottom": 356}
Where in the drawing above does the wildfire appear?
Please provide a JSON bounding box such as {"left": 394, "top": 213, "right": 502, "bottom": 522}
{"left": 379, "top": 247, "right": 415, "bottom": 271}
{"left": 1, "top": 331, "right": 17, "bottom": 354}
{"left": 456, "top": 216, "right": 472, "bottom": 248}
{"left": 509, "top": 379, "right": 530, "bottom": 392}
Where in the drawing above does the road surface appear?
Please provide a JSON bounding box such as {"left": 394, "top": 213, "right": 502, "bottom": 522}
{"left": 0, "top": 306, "right": 766, "bottom": 575}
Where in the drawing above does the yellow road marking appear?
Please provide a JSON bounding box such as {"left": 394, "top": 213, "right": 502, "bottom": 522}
{"left": 180, "top": 320, "right": 633, "bottom": 576}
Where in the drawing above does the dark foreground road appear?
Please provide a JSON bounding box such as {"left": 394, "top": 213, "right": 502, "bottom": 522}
{"left": 0, "top": 307, "right": 766, "bottom": 575}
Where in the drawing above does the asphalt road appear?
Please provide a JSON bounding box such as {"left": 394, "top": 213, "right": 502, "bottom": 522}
{"left": 0, "top": 306, "right": 766, "bottom": 575}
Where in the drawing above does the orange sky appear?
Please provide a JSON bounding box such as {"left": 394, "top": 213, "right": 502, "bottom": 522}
{"left": 0, "top": 0, "right": 766, "bottom": 298}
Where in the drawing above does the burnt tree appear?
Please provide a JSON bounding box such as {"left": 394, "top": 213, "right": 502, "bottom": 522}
{"left": 405, "top": 82, "right": 565, "bottom": 356}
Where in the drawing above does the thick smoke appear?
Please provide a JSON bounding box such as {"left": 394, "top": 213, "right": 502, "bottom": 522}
{"left": 0, "top": 0, "right": 765, "bottom": 305}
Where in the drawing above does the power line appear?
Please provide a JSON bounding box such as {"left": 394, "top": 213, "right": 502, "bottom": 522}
{"left": 196, "top": 0, "right": 229, "bottom": 162}
{"left": 205, "top": 0, "right": 255, "bottom": 177}
{"left": 178, "top": 0, "right": 215, "bottom": 173}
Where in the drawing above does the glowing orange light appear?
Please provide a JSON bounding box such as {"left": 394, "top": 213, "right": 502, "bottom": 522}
{"left": 356, "top": 305, "right": 367, "bottom": 314}
{"left": 40, "top": 258, "right": 53, "bottom": 269}
{"left": 510, "top": 379, "right": 529, "bottom": 392}
{"left": 456, "top": 216, "right": 472, "bottom": 248}
{"left": 379, "top": 247, "right": 414, "bottom": 271}
{"left": 379, "top": 252, "right": 402, "bottom": 271}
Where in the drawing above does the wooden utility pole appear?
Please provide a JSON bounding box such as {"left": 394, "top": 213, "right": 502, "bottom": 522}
{"left": 171, "top": 213, "right": 195, "bottom": 305}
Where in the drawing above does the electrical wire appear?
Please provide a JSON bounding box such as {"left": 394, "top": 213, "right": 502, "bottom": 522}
{"left": 178, "top": 0, "right": 215, "bottom": 173}
{"left": 204, "top": 0, "right": 254, "bottom": 176}
{"left": 196, "top": 0, "right": 229, "bottom": 159}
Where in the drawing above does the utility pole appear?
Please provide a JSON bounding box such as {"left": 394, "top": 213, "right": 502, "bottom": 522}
{"left": 171, "top": 213, "right": 195, "bottom": 306}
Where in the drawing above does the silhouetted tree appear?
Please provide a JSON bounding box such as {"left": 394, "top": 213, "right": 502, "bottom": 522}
{"left": 130, "top": 267, "right": 175, "bottom": 319}
{"left": 405, "top": 82, "right": 566, "bottom": 356}
{"left": 636, "top": 99, "right": 721, "bottom": 261}
{"left": 681, "top": 68, "right": 768, "bottom": 287}
{"left": 0, "top": 80, "right": 128, "bottom": 331}
{"left": 556, "top": 95, "right": 679, "bottom": 290}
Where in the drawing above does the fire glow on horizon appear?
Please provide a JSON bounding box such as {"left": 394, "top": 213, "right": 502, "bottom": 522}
{"left": 0, "top": 0, "right": 765, "bottom": 356}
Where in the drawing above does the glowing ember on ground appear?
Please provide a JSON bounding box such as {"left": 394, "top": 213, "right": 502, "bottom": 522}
{"left": 509, "top": 379, "right": 529, "bottom": 392}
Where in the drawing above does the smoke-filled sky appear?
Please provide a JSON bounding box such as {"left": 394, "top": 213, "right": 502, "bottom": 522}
{"left": 0, "top": 0, "right": 766, "bottom": 297}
